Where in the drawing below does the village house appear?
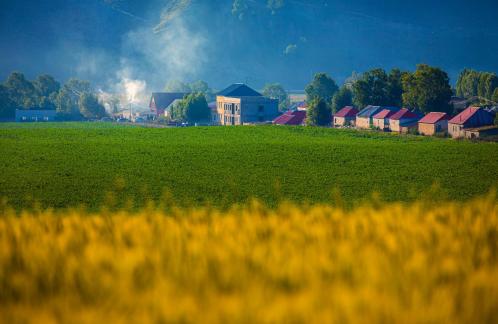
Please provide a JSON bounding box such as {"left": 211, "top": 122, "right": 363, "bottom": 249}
{"left": 273, "top": 110, "right": 307, "bottom": 126}
{"left": 333, "top": 106, "right": 358, "bottom": 127}
{"left": 15, "top": 109, "right": 57, "bottom": 122}
{"left": 448, "top": 107, "right": 495, "bottom": 138}
{"left": 389, "top": 108, "right": 422, "bottom": 133}
{"left": 149, "top": 92, "right": 188, "bottom": 116}
{"left": 356, "top": 105, "right": 384, "bottom": 129}
{"left": 418, "top": 112, "right": 450, "bottom": 136}
{"left": 372, "top": 108, "right": 399, "bottom": 131}
{"left": 215, "top": 83, "right": 279, "bottom": 125}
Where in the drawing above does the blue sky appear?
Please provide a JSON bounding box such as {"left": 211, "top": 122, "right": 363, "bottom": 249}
{"left": 1, "top": 0, "right": 498, "bottom": 90}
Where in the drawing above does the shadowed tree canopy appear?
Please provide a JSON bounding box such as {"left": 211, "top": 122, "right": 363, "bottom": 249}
{"left": 262, "top": 83, "right": 289, "bottom": 111}
{"left": 305, "top": 73, "right": 338, "bottom": 103}
{"left": 352, "top": 68, "right": 404, "bottom": 108}
{"left": 402, "top": 64, "right": 453, "bottom": 113}
{"left": 331, "top": 86, "right": 353, "bottom": 113}
{"left": 306, "top": 98, "right": 331, "bottom": 126}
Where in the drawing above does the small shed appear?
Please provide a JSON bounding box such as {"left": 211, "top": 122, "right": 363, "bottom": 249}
{"left": 464, "top": 126, "right": 498, "bottom": 139}
{"left": 418, "top": 112, "right": 450, "bottom": 136}
{"left": 448, "top": 107, "right": 495, "bottom": 138}
{"left": 333, "top": 106, "right": 358, "bottom": 127}
{"left": 15, "top": 109, "right": 57, "bottom": 122}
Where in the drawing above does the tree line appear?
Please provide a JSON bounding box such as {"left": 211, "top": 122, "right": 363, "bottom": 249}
{"left": 0, "top": 72, "right": 106, "bottom": 120}
{"left": 305, "top": 64, "right": 498, "bottom": 127}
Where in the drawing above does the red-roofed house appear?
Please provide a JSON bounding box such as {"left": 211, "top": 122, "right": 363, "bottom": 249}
{"left": 372, "top": 109, "right": 398, "bottom": 130}
{"left": 448, "top": 107, "right": 495, "bottom": 138}
{"left": 418, "top": 112, "right": 450, "bottom": 136}
{"left": 389, "top": 109, "right": 422, "bottom": 133}
{"left": 273, "top": 110, "right": 307, "bottom": 126}
{"left": 333, "top": 106, "right": 358, "bottom": 127}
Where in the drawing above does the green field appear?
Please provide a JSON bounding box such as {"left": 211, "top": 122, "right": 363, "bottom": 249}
{"left": 1, "top": 122, "right": 497, "bottom": 210}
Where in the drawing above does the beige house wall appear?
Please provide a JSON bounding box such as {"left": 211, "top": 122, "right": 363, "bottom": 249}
{"left": 448, "top": 123, "right": 466, "bottom": 138}
{"left": 418, "top": 123, "right": 436, "bottom": 136}
{"left": 419, "top": 120, "right": 448, "bottom": 136}
{"left": 356, "top": 117, "right": 371, "bottom": 129}
{"left": 390, "top": 120, "right": 401, "bottom": 132}
{"left": 333, "top": 117, "right": 355, "bottom": 127}
{"left": 216, "top": 96, "right": 279, "bottom": 126}
{"left": 372, "top": 118, "right": 388, "bottom": 130}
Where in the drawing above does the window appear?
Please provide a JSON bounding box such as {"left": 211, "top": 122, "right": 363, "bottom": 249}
{"left": 258, "top": 105, "right": 264, "bottom": 113}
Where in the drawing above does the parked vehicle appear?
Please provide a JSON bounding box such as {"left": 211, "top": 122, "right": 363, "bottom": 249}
{"left": 134, "top": 117, "right": 146, "bottom": 123}
{"left": 116, "top": 118, "right": 129, "bottom": 123}
{"left": 101, "top": 117, "right": 113, "bottom": 122}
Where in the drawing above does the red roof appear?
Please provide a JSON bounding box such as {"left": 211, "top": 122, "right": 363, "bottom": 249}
{"left": 390, "top": 108, "right": 420, "bottom": 120}
{"left": 273, "top": 110, "right": 307, "bottom": 125}
{"left": 448, "top": 107, "right": 481, "bottom": 125}
{"left": 418, "top": 112, "right": 450, "bottom": 124}
{"left": 334, "top": 106, "right": 358, "bottom": 118}
{"left": 373, "top": 109, "right": 396, "bottom": 119}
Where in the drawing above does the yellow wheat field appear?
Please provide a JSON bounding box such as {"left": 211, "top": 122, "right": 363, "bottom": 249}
{"left": 1, "top": 195, "right": 498, "bottom": 324}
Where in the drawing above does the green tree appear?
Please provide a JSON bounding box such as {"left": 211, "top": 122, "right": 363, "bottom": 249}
{"left": 169, "top": 100, "right": 186, "bottom": 121}
{"left": 0, "top": 85, "right": 15, "bottom": 119}
{"left": 477, "top": 73, "right": 498, "bottom": 99}
{"left": 190, "top": 80, "right": 214, "bottom": 102}
{"left": 33, "top": 74, "right": 60, "bottom": 98}
{"left": 262, "top": 83, "right": 289, "bottom": 111}
{"left": 56, "top": 79, "right": 92, "bottom": 118}
{"left": 306, "top": 98, "right": 331, "bottom": 126}
{"left": 183, "top": 93, "right": 211, "bottom": 123}
{"left": 352, "top": 68, "right": 389, "bottom": 108}
{"left": 305, "top": 73, "right": 338, "bottom": 103}
{"left": 79, "top": 93, "right": 106, "bottom": 119}
{"left": 4, "top": 72, "right": 36, "bottom": 109}
{"left": 492, "top": 88, "right": 498, "bottom": 103}
{"left": 331, "top": 86, "right": 353, "bottom": 113}
{"left": 387, "top": 68, "right": 404, "bottom": 107}
{"left": 402, "top": 64, "right": 452, "bottom": 113}
{"left": 33, "top": 74, "right": 60, "bottom": 110}
{"left": 456, "top": 69, "right": 481, "bottom": 98}
{"left": 164, "top": 80, "right": 191, "bottom": 93}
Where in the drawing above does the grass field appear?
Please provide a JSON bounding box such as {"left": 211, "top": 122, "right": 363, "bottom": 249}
{"left": 1, "top": 122, "right": 498, "bottom": 210}
{"left": 1, "top": 196, "right": 497, "bottom": 323}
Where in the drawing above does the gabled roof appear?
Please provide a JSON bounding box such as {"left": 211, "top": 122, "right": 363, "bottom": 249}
{"left": 273, "top": 110, "right": 306, "bottom": 125}
{"left": 218, "top": 83, "right": 262, "bottom": 97}
{"left": 150, "top": 92, "right": 187, "bottom": 109}
{"left": 390, "top": 108, "right": 422, "bottom": 120}
{"left": 357, "top": 105, "right": 384, "bottom": 118}
{"left": 449, "top": 107, "right": 493, "bottom": 125}
{"left": 335, "top": 106, "right": 358, "bottom": 118}
{"left": 373, "top": 109, "right": 397, "bottom": 119}
{"left": 418, "top": 112, "right": 450, "bottom": 124}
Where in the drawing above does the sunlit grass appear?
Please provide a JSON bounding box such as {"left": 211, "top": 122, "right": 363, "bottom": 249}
{"left": 1, "top": 194, "right": 497, "bottom": 323}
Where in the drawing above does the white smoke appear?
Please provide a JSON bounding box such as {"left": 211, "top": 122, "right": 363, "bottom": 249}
{"left": 123, "top": 17, "right": 207, "bottom": 85}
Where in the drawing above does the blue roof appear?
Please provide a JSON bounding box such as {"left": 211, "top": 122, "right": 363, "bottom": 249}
{"left": 357, "top": 105, "right": 383, "bottom": 118}
{"left": 218, "top": 84, "right": 262, "bottom": 97}
{"left": 357, "top": 106, "right": 400, "bottom": 118}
